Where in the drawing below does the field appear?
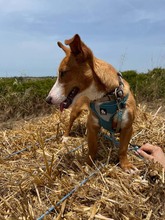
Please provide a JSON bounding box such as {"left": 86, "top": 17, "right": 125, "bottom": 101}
{"left": 0, "top": 69, "right": 165, "bottom": 219}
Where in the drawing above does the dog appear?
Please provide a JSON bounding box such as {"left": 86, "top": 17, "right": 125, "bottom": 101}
{"left": 46, "top": 34, "right": 136, "bottom": 171}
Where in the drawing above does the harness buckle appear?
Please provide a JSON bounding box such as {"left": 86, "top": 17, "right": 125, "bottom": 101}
{"left": 114, "top": 87, "right": 124, "bottom": 101}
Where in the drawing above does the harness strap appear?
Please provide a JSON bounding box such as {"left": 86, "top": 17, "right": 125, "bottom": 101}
{"left": 116, "top": 110, "right": 123, "bottom": 133}
{"left": 105, "top": 72, "right": 124, "bottom": 100}
{"left": 90, "top": 94, "right": 129, "bottom": 133}
{"left": 116, "top": 71, "right": 124, "bottom": 98}
{"left": 90, "top": 71, "right": 129, "bottom": 133}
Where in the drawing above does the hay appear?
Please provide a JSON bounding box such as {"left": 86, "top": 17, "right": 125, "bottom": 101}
{"left": 0, "top": 105, "right": 165, "bottom": 220}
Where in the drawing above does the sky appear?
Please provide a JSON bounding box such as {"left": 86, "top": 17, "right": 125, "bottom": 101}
{"left": 0, "top": 0, "right": 165, "bottom": 77}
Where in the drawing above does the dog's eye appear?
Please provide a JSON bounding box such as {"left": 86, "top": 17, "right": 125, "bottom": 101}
{"left": 59, "top": 71, "right": 67, "bottom": 78}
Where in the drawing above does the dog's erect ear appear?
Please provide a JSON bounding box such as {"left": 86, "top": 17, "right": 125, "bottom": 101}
{"left": 57, "top": 42, "right": 70, "bottom": 54}
{"left": 65, "top": 34, "right": 82, "bottom": 55}
{"left": 65, "top": 34, "right": 94, "bottom": 68}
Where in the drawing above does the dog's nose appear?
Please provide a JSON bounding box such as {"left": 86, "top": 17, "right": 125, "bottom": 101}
{"left": 46, "top": 96, "right": 52, "bottom": 104}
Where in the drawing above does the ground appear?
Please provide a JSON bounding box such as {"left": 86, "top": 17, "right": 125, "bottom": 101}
{"left": 0, "top": 102, "right": 165, "bottom": 220}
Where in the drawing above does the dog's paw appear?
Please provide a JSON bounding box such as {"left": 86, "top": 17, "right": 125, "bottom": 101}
{"left": 120, "top": 162, "right": 138, "bottom": 174}
{"left": 62, "top": 136, "right": 70, "bottom": 143}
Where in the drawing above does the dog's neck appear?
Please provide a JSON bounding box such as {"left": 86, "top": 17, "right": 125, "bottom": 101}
{"left": 92, "top": 57, "right": 120, "bottom": 94}
{"left": 78, "top": 58, "right": 121, "bottom": 103}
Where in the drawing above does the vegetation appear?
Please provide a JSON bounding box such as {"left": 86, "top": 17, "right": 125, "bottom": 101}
{"left": 122, "top": 68, "right": 165, "bottom": 102}
{"left": 0, "top": 77, "right": 55, "bottom": 122}
{"left": 0, "top": 68, "right": 164, "bottom": 122}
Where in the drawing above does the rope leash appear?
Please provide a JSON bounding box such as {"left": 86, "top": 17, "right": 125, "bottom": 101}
{"left": 4, "top": 134, "right": 142, "bottom": 160}
{"left": 4, "top": 145, "right": 32, "bottom": 159}
{"left": 3, "top": 135, "right": 58, "bottom": 159}
{"left": 103, "top": 133, "right": 143, "bottom": 158}
{"left": 3, "top": 143, "right": 84, "bottom": 160}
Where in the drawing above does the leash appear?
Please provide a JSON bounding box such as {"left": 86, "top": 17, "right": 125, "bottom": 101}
{"left": 4, "top": 146, "right": 32, "bottom": 159}
{"left": 103, "top": 133, "right": 143, "bottom": 158}
{"left": 4, "top": 134, "right": 142, "bottom": 160}
{"left": 3, "top": 143, "right": 84, "bottom": 160}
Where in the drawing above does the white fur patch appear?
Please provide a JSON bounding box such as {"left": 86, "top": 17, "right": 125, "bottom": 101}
{"left": 73, "top": 82, "right": 104, "bottom": 105}
{"left": 48, "top": 78, "right": 66, "bottom": 105}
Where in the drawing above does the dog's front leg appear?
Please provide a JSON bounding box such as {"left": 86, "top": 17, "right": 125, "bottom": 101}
{"left": 64, "top": 108, "right": 82, "bottom": 137}
{"left": 64, "top": 96, "right": 89, "bottom": 137}
{"left": 86, "top": 112, "right": 100, "bottom": 166}
{"left": 119, "top": 126, "right": 134, "bottom": 171}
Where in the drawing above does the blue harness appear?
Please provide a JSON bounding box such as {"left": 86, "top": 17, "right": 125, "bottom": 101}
{"left": 90, "top": 94, "right": 129, "bottom": 133}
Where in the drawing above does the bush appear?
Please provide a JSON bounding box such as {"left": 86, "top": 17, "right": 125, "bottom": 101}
{"left": 122, "top": 68, "right": 165, "bottom": 102}
{"left": 0, "top": 77, "right": 56, "bottom": 121}
{"left": 0, "top": 68, "right": 164, "bottom": 122}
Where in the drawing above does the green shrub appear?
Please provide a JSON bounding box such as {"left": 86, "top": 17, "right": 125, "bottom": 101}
{"left": 0, "top": 77, "right": 56, "bottom": 121}
{"left": 0, "top": 68, "right": 164, "bottom": 122}
{"left": 122, "top": 68, "right": 165, "bottom": 102}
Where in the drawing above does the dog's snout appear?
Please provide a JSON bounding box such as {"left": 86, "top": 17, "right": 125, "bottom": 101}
{"left": 46, "top": 96, "right": 52, "bottom": 104}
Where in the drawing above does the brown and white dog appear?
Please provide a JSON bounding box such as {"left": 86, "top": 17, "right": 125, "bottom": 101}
{"left": 46, "top": 34, "right": 136, "bottom": 171}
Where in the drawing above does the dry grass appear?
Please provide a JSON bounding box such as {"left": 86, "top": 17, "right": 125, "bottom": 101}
{"left": 0, "top": 105, "right": 165, "bottom": 220}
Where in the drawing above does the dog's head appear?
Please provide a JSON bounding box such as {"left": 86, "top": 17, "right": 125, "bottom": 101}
{"left": 46, "top": 34, "right": 101, "bottom": 111}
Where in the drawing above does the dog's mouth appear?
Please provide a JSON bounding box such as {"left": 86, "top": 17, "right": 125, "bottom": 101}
{"left": 60, "top": 87, "right": 79, "bottom": 112}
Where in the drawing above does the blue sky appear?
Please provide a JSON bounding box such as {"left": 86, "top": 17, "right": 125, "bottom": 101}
{"left": 0, "top": 0, "right": 165, "bottom": 77}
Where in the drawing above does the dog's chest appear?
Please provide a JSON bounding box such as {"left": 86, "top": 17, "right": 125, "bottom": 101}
{"left": 90, "top": 95, "right": 128, "bottom": 133}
